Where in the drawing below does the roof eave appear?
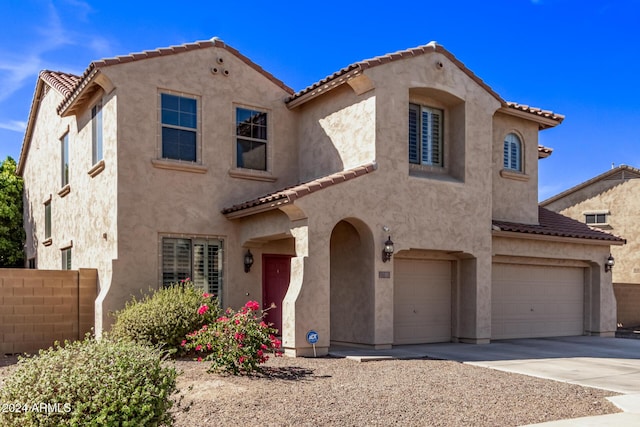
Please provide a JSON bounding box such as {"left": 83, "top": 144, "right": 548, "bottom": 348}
{"left": 492, "top": 229, "right": 625, "bottom": 246}
{"left": 17, "top": 77, "right": 47, "bottom": 176}
{"left": 499, "top": 105, "right": 563, "bottom": 130}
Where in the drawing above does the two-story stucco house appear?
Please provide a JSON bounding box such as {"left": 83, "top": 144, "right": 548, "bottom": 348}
{"left": 542, "top": 165, "right": 639, "bottom": 326}
{"left": 18, "top": 39, "right": 624, "bottom": 356}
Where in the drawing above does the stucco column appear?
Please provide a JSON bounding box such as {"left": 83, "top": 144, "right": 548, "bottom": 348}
{"left": 456, "top": 254, "right": 491, "bottom": 344}
{"left": 373, "top": 258, "right": 393, "bottom": 348}
{"left": 282, "top": 221, "right": 331, "bottom": 357}
{"left": 587, "top": 262, "right": 617, "bottom": 336}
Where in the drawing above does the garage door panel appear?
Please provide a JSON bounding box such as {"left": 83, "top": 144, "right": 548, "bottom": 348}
{"left": 394, "top": 259, "right": 452, "bottom": 345}
{"left": 492, "top": 264, "right": 584, "bottom": 340}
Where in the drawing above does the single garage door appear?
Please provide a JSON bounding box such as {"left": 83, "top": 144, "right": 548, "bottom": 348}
{"left": 492, "top": 264, "right": 584, "bottom": 340}
{"left": 394, "top": 258, "right": 451, "bottom": 344}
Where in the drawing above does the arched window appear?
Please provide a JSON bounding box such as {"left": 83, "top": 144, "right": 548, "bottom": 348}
{"left": 503, "top": 133, "right": 522, "bottom": 172}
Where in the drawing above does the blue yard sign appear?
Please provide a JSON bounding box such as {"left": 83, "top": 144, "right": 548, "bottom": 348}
{"left": 306, "top": 330, "right": 319, "bottom": 344}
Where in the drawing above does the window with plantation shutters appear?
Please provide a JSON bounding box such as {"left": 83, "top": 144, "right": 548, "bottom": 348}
{"left": 409, "top": 103, "right": 443, "bottom": 167}
{"left": 503, "top": 133, "right": 522, "bottom": 172}
{"left": 162, "top": 237, "right": 223, "bottom": 297}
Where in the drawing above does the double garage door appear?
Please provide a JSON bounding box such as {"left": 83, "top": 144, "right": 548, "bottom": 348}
{"left": 492, "top": 264, "right": 585, "bottom": 340}
{"left": 394, "top": 259, "right": 585, "bottom": 344}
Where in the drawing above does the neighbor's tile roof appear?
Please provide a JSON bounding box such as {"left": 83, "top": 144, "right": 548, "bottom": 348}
{"left": 506, "top": 102, "right": 564, "bottom": 123}
{"left": 493, "top": 207, "right": 625, "bottom": 243}
{"left": 40, "top": 70, "right": 81, "bottom": 98}
{"left": 222, "top": 162, "right": 377, "bottom": 217}
{"left": 537, "top": 145, "right": 553, "bottom": 158}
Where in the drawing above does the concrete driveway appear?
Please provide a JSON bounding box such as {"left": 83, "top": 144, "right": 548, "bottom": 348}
{"left": 331, "top": 336, "right": 640, "bottom": 426}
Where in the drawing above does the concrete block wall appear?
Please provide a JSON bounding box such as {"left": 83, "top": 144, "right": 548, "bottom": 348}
{"left": 614, "top": 283, "right": 640, "bottom": 327}
{"left": 0, "top": 268, "right": 97, "bottom": 354}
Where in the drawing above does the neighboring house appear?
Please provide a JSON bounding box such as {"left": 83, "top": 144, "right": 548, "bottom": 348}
{"left": 542, "top": 165, "right": 638, "bottom": 326}
{"left": 18, "top": 39, "right": 624, "bottom": 356}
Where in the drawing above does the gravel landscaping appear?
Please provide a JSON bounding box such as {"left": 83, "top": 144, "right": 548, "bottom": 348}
{"left": 170, "top": 355, "right": 620, "bottom": 427}
{"left": 0, "top": 353, "right": 621, "bottom": 426}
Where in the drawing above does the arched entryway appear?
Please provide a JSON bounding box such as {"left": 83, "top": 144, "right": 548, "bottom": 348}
{"left": 330, "top": 218, "right": 375, "bottom": 345}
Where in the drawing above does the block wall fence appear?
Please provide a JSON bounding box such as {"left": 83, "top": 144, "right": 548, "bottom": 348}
{"left": 614, "top": 283, "right": 640, "bottom": 327}
{"left": 0, "top": 269, "right": 96, "bottom": 354}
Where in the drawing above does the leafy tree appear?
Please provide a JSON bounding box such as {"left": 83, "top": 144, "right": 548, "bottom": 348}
{"left": 0, "top": 156, "right": 25, "bottom": 267}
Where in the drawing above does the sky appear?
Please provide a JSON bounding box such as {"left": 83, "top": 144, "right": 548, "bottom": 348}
{"left": 0, "top": 0, "right": 638, "bottom": 201}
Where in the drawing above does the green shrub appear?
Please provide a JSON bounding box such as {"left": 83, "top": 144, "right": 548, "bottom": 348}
{"left": 184, "top": 300, "right": 282, "bottom": 375}
{"left": 110, "top": 281, "right": 220, "bottom": 352}
{"left": 0, "top": 337, "right": 177, "bottom": 427}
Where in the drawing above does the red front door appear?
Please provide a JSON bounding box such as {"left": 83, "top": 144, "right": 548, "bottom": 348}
{"left": 262, "top": 255, "right": 291, "bottom": 335}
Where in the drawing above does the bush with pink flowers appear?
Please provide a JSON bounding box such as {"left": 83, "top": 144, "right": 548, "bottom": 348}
{"left": 183, "top": 301, "right": 282, "bottom": 374}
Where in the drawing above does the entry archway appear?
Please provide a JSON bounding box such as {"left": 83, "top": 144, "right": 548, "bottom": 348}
{"left": 330, "top": 218, "right": 374, "bottom": 345}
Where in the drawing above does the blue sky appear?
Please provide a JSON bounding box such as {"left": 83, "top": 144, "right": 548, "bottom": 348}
{"left": 1, "top": 0, "right": 638, "bottom": 201}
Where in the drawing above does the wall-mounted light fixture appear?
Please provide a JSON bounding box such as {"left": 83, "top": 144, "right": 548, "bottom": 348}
{"left": 244, "top": 249, "right": 254, "bottom": 273}
{"left": 604, "top": 254, "right": 615, "bottom": 273}
{"left": 382, "top": 236, "right": 394, "bottom": 263}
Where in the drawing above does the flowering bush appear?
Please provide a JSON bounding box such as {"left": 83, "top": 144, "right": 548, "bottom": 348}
{"left": 183, "top": 300, "right": 282, "bottom": 374}
{"left": 110, "top": 280, "right": 220, "bottom": 354}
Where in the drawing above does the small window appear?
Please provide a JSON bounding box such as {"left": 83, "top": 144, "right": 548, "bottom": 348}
{"left": 92, "top": 101, "right": 103, "bottom": 164}
{"left": 503, "top": 133, "right": 522, "bottom": 172}
{"left": 61, "top": 133, "right": 69, "bottom": 187}
{"left": 236, "top": 107, "right": 268, "bottom": 171}
{"left": 162, "top": 237, "right": 223, "bottom": 298}
{"left": 61, "top": 248, "right": 72, "bottom": 270}
{"left": 28, "top": 258, "right": 36, "bottom": 269}
{"left": 161, "top": 93, "right": 197, "bottom": 162}
{"left": 44, "top": 200, "right": 51, "bottom": 239}
{"left": 409, "top": 103, "right": 443, "bottom": 167}
{"left": 585, "top": 213, "right": 608, "bottom": 225}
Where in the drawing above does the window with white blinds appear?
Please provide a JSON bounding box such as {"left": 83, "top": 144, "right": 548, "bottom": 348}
{"left": 503, "top": 133, "right": 522, "bottom": 172}
{"left": 162, "top": 237, "right": 223, "bottom": 297}
{"left": 409, "top": 103, "right": 443, "bottom": 167}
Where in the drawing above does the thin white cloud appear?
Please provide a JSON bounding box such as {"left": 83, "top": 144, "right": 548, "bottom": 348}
{"left": 0, "top": 120, "right": 28, "bottom": 132}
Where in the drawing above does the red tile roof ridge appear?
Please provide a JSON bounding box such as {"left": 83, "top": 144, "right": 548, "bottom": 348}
{"left": 505, "top": 101, "right": 565, "bottom": 122}
{"left": 39, "top": 70, "right": 81, "bottom": 98}
{"left": 492, "top": 207, "right": 625, "bottom": 243}
{"left": 222, "top": 162, "right": 378, "bottom": 216}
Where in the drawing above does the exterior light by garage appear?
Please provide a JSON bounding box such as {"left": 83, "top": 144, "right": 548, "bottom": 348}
{"left": 382, "top": 236, "right": 394, "bottom": 263}
{"left": 604, "top": 254, "right": 615, "bottom": 273}
{"left": 244, "top": 249, "right": 254, "bottom": 273}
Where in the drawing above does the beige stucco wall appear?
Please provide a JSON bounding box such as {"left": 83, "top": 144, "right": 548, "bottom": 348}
{"left": 492, "top": 112, "right": 541, "bottom": 224}
{"left": 92, "top": 46, "right": 299, "bottom": 330}
{"left": 544, "top": 179, "right": 640, "bottom": 286}
{"left": 22, "top": 82, "right": 118, "bottom": 336}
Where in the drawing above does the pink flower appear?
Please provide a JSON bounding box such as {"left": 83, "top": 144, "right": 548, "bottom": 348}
{"left": 216, "top": 316, "right": 229, "bottom": 322}
{"left": 234, "top": 319, "right": 240, "bottom": 325}
{"left": 202, "top": 292, "right": 212, "bottom": 298}
{"left": 259, "top": 321, "right": 268, "bottom": 328}
{"left": 181, "top": 340, "right": 187, "bottom": 347}
{"left": 197, "top": 357, "right": 203, "bottom": 362}
{"left": 206, "top": 343, "right": 212, "bottom": 351}
{"left": 197, "top": 304, "right": 209, "bottom": 315}
{"left": 244, "top": 300, "right": 260, "bottom": 311}
{"left": 195, "top": 344, "right": 202, "bottom": 351}
{"left": 238, "top": 356, "right": 245, "bottom": 364}
{"left": 260, "top": 344, "right": 268, "bottom": 350}
{"left": 257, "top": 350, "right": 263, "bottom": 357}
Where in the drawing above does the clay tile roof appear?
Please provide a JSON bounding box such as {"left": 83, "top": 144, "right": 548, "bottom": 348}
{"left": 39, "top": 70, "right": 81, "bottom": 97}
{"left": 505, "top": 102, "right": 565, "bottom": 123}
{"left": 57, "top": 39, "right": 293, "bottom": 115}
{"left": 222, "top": 162, "right": 378, "bottom": 217}
{"left": 537, "top": 145, "right": 553, "bottom": 158}
{"left": 492, "top": 207, "right": 625, "bottom": 243}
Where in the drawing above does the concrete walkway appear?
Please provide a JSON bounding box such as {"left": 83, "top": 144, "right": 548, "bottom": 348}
{"left": 330, "top": 336, "right": 640, "bottom": 426}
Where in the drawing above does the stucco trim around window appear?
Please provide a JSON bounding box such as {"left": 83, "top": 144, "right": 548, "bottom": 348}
{"left": 228, "top": 168, "right": 277, "bottom": 182}
{"left": 88, "top": 159, "right": 105, "bottom": 177}
{"left": 500, "top": 169, "right": 530, "bottom": 182}
{"left": 151, "top": 159, "right": 208, "bottom": 174}
{"left": 58, "top": 184, "right": 71, "bottom": 197}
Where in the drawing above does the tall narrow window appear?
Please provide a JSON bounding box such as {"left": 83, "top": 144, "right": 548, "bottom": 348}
{"left": 92, "top": 101, "right": 103, "bottom": 164}
{"left": 61, "top": 133, "right": 69, "bottom": 187}
{"left": 409, "top": 103, "right": 443, "bottom": 167}
{"left": 161, "top": 93, "right": 197, "bottom": 162}
{"left": 44, "top": 200, "right": 51, "bottom": 240}
{"left": 61, "top": 248, "right": 72, "bottom": 270}
{"left": 503, "top": 133, "right": 522, "bottom": 172}
{"left": 236, "top": 107, "right": 268, "bottom": 171}
{"left": 162, "top": 237, "right": 223, "bottom": 297}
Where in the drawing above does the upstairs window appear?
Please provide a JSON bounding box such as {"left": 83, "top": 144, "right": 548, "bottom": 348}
{"left": 61, "top": 133, "right": 69, "bottom": 187}
{"left": 44, "top": 200, "right": 51, "bottom": 240}
{"left": 409, "top": 103, "right": 443, "bottom": 167}
{"left": 236, "top": 107, "right": 268, "bottom": 171}
{"left": 92, "top": 101, "right": 103, "bottom": 164}
{"left": 61, "top": 248, "right": 72, "bottom": 270}
{"left": 585, "top": 212, "right": 609, "bottom": 226}
{"left": 503, "top": 133, "right": 522, "bottom": 172}
{"left": 161, "top": 93, "right": 197, "bottom": 162}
